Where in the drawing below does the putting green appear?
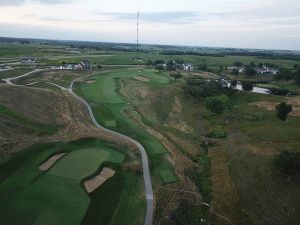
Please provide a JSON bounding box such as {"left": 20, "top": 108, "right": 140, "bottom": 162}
{"left": 49, "top": 148, "right": 124, "bottom": 180}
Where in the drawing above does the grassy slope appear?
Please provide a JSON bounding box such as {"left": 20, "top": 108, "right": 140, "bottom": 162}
{"left": 0, "top": 104, "right": 57, "bottom": 135}
{"left": 0, "top": 139, "right": 131, "bottom": 225}
{"left": 0, "top": 67, "right": 33, "bottom": 79}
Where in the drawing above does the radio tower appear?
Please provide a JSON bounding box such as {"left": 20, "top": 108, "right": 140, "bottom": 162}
{"left": 136, "top": 10, "right": 140, "bottom": 60}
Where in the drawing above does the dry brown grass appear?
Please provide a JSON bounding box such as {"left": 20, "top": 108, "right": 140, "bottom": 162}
{"left": 164, "top": 97, "right": 194, "bottom": 134}
{"left": 209, "top": 146, "right": 253, "bottom": 225}
{"left": 0, "top": 84, "right": 139, "bottom": 162}
{"left": 250, "top": 97, "right": 300, "bottom": 116}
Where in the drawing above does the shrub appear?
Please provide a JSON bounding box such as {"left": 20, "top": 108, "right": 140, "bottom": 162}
{"left": 205, "top": 95, "right": 229, "bottom": 114}
{"left": 274, "top": 151, "right": 300, "bottom": 176}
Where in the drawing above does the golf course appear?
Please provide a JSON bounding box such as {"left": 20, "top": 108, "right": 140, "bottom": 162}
{"left": 0, "top": 139, "right": 136, "bottom": 225}
{"left": 75, "top": 68, "right": 177, "bottom": 184}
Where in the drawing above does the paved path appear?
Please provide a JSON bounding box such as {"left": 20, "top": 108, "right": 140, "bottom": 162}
{"left": 2, "top": 69, "right": 45, "bottom": 85}
{"left": 3, "top": 72, "right": 154, "bottom": 225}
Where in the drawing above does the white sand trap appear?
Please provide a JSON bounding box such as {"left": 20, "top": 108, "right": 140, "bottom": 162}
{"left": 86, "top": 80, "right": 96, "bottom": 84}
{"left": 135, "top": 76, "right": 150, "bottom": 82}
{"left": 39, "top": 153, "right": 66, "bottom": 171}
{"left": 84, "top": 167, "right": 116, "bottom": 193}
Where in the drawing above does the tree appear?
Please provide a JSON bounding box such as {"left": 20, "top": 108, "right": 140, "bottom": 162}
{"left": 97, "top": 64, "right": 102, "bottom": 69}
{"left": 245, "top": 65, "right": 256, "bottom": 76}
{"left": 275, "top": 68, "right": 295, "bottom": 82}
{"left": 274, "top": 151, "right": 300, "bottom": 176}
{"left": 166, "top": 60, "right": 176, "bottom": 71}
{"left": 198, "top": 63, "right": 208, "bottom": 71}
{"left": 276, "top": 102, "right": 292, "bottom": 121}
{"left": 205, "top": 95, "right": 229, "bottom": 114}
{"left": 231, "top": 68, "right": 239, "bottom": 76}
{"left": 155, "top": 64, "right": 165, "bottom": 72}
{"left": 62, "top": 61, "right": 66, "bottom": 66}
{"left": 146, "top": 60, "right": 154, "bottom": 66}
{"left": 170, "top": 71, "right": 182, "bottom": 81}
{"left": 241, "top": 81, "right": 253, "bottom": 91}
{"left": 154, "top": 59, "right": 165, "bottom": 65}
{"left": 233, "top": 62, "right": 243, "bottom": 67}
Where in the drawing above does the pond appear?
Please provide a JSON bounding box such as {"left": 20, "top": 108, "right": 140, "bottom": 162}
{"left": 222, "top": 79, "right": 296, "bottom": 96}
{"left": 222, "top": 79, "right": 270, "bottom": 95}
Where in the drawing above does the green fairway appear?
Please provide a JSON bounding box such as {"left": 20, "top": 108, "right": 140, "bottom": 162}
{"left": 0, "top": 140, "right": 127, "bottom": 225}
{"left": 78, "top": 69, "right": 169, "bottom": 157}
{"left": 158, "top": 169, "right": 177, "bottom": 184}
{"left": 76, "top": 68, "right": 175, "bottom": 184}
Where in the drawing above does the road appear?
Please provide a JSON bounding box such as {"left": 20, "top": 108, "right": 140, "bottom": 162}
{"left": 2, "top": 71, "right": 154, "bottom": 225}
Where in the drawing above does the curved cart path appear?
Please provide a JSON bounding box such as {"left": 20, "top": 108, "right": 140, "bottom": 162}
{"left": 2, "top": 72, "right": 154, "bottom": 225}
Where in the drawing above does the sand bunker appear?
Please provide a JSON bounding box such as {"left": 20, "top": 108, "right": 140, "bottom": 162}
{"left": 86, "top": 80, "right": 96, "bottom": 84}
{"left": 135, "top": 76, "right": 150, "bottom": 82}
{"left": 84, "top": 167, "right": 116, "bottom": 193}
{"left": 39, "top": 153, "right": 66, "bottom": 171}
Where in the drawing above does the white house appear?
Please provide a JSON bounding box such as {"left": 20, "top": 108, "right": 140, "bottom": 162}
{"left": 183, "top": 64, "right": 193, "bottom": 71}
{"left": 21, "top": 58, "right": 37, "bottom": 64}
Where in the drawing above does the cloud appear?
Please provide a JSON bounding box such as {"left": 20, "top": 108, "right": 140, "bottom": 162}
{"left": 0, "top": 0, "right": 72, "bottom": 6}
{"left": 33, "top": 0, "right": 73, "bottom": 4}
{"left": 0, "top": 0, "right": 25, "bottom": 6}
{"left": 93, "top": 11, "right": 201, "bottom": 24}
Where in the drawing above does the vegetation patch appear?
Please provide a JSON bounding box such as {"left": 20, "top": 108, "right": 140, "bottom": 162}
{"left": 105, "top": 120, "right": 117, "bottom": 127}
{"left": 158, "top": 169, "right": 177, "bottom": 184}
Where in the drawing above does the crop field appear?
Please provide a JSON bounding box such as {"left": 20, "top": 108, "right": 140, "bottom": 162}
{"left": 0, "top": 139, "right": 133, "bottom": 225}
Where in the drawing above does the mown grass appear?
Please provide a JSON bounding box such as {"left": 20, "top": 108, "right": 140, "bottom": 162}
{"left": 158, "top": 169, "right": 177, "bottom": 184}
{"left": 82, "top": 171, "right": 146, "bottom": 225}
{"left": 75, "top": 69, "right": 177, "bottom": 184}
{"left": 0, "top": 139, "right": 143, "bottom": 225}
{"left": 49, "top": 148, "right": 124, "bottom": 180}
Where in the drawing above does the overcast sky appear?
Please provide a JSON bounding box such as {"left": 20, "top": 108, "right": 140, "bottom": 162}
{"left": 0, "top": 0, "right": 299, "bottom": 50}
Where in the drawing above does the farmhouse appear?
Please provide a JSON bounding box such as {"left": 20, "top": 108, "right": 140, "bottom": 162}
{"left": 256, "top": 66, "right": 279, "bottom": 75}
{"left": 21, "top": 57, "right": 37, "bottom": 64}
{"left": 182, "top": 64, "right": 193, "bottom": 71}
{"left": 59, "top": 60, "right": 92, "bottom": 70}
{"left": 228, "top": 66, "right": 245, "bottom": 73}
{"left": 77, "top": 60, "right": 92, "bottom": 70}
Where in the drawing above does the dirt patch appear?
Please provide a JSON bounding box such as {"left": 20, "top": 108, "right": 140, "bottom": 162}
{"left": 250, "top": 97, "right": 300, "bottom": 116}
{"left": 84, "top": 167, "right": 116, "bottom": 193}
{"left": 164, "top": 97, "right": 194, "bottom": 134}
{"left": 135, "top": 76, "right": 150, "bottom": 82}
{"left": 39, "top": 153, "right": 66, "bottom": 171}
